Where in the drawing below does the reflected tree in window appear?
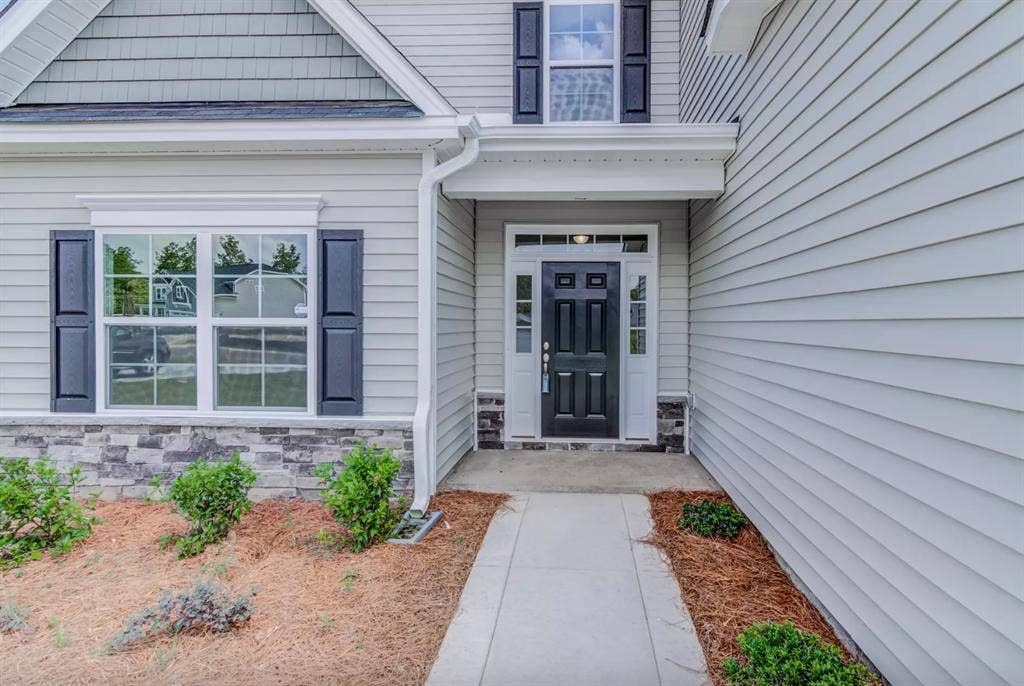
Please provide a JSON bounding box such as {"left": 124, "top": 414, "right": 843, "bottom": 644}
{"left": 154, "top": 238, "right": 196, "bottom": 274}
{"left": 271, "top": 241, "right": 301, "bottom": 274}
{"left": 216, "top": 235, "right": 250, "bottom": 267}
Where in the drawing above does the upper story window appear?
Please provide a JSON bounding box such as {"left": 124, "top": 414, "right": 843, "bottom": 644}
{"left": 547, "top": 2, "right": 617, "bottom": 122}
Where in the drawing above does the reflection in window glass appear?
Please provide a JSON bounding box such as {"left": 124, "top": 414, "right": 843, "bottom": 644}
{"left": 550, "top": 67, "right": 613, "bottom": 122}
{"left": 515, "top": 274, "right": 533, "bottom": 353}
{"left": 103, "top": 234, "right": 196, "bottom": 317}
{"left": 212, "top": 234, "right": 308, "bottom": 318}
{"left": 108, "top": 325, "right": 196, "bottom": 407}
{"left": 216, "top": 327, "right": 307, "bottom": 408}
{"left": 513, "top": 233, "right": 648, "bottom": 254}
{"left": 629, "top": 275, "right": 647, "bottom": 355}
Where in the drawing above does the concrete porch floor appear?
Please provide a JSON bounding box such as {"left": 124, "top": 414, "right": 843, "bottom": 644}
{"left": 439, "top": 449, "right": 722, "bottom": 494}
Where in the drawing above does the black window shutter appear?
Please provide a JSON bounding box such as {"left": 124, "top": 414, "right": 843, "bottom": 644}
{"left": 621, "top": 0, "right": 651, "bottom": 123}
{"left": 513, "top": 2, "right": 544, "bottom": 124}
{"left": 317, "top": 230, "right": 363, "bottom": 416}
{"left": 50, "top": 230, "right": 95, "bottom": 413}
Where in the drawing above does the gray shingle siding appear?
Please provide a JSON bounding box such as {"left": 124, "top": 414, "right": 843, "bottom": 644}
{"left": 681, "top": 0, "right": 1024, "bottom": 684}
{"left": 15, "top": 0, "right": 403, "bottom": 104}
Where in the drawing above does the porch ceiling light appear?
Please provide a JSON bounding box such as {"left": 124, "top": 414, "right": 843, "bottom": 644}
{"left": 572, "top": 234, "right": 591, "bottom": 245}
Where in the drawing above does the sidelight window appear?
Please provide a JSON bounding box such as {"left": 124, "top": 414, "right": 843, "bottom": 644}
{"left": 515, "top": 274, "right": 534, "bottom": 353}
{"left": 629, "top": 274, "right": 647, "bottom": 355}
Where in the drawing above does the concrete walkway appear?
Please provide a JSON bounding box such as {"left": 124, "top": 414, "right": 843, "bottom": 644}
{"left": 427, "top": 493, "right": 712, "bottom": 686}
{"left": 440, "top": 449, "right": 721, "bottom": 494}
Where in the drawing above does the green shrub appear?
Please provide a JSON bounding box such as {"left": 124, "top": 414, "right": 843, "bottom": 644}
{"left": 723, "top": 621, "right": 873, "bottom": 686}
{"left": 313, "top": 441, "right": 404, "bottom": 552}
{"left": 108, "top": 580, "right": 255, "bottom": 652}
{"left": 0, "top": 456, "right": 97, "bottom": 570}
{"left": 679, "top": 499, "right": 747, "bottom": 539}
{"left": 161, "top": 454, "right": 257, "bottom": 559}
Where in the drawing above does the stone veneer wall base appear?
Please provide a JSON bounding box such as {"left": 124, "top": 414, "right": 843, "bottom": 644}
{"left": 476, "top": 392, "right": 688, "bottom": 453}
{"left": 0, "top": 422, "right": 413, "bottom": 499}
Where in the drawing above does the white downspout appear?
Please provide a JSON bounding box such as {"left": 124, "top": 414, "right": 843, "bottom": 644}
{"left": 412, "top": 118, "right": 480, "bottom": 514}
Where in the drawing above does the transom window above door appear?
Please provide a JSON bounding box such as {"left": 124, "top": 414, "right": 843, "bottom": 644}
{"left": 548, "top": 2, "right": 617, "bottom": 122}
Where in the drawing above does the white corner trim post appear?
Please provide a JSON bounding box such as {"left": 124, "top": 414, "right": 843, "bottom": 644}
{"left": 412, "top": 118, "right": 481, "bottom": 513}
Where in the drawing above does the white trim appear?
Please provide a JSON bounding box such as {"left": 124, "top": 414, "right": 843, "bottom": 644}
{"left": 306, "top": 0, "right": 455, "bottom": 117}
{"left": 705, "top": 0, "right": 782, "bottom": 55}
{"left": 503, "top": 223, "right": 659, "bottom": 444}
{"left": 0, "top": 0, "right": 111, "bottom": 106}
{"left": 0, "top": 117, "right": 463, "bottom": 156}
{"left": 469, "top": 120, "right": 738, "bottom": 154}
{"left": 78, "top": 194, "right": 325, "bottom": 227}
{"left": 0, "top": 0, "right": 453, "bottom": 116}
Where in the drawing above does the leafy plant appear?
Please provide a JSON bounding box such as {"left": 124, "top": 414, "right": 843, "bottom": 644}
{"left": 0, "top": 457, "right": 98, "bottom": 570}
{"left": 679, "top": 499, "right": 747, "bottom": 539}
{"left": 723, "top": 621, "right": 873, "bottom": 686}
{"left": 108, "top": 580, "right": 255, "bottom": 652}
{"left": 0, "top": 599, "right": 29, "bottom": 632}
{"left": 160, "top": 454, "right": 257, "bottom": 559}
{"left": 49, "top": 617, "right": 67, "bottom": 648}
{"left": 313, "top": 442, "right": 405, "bottom": 552}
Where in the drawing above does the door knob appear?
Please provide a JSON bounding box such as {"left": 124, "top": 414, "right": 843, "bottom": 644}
{"left": 542, "top": 353, "right": 550, "bottom": 363}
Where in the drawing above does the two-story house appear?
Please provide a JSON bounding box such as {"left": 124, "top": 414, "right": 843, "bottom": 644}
{"left": 0, "top": 1, "right": 1020, "bottom": 684}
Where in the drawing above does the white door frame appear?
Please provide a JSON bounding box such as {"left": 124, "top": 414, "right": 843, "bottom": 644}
{"left": 503, "top": 223, "right": 659, "bottom": 442}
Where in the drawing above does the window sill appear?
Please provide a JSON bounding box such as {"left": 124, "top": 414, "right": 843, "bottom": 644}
{"left": 0, "top": 413, "right": 413, "bottom": 431}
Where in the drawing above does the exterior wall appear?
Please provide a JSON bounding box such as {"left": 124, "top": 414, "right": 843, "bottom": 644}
{"left": 474, "top": 201, "right": 688, "bottom": 397}
{"left": 16, "top": 0, "right": 402, "bottom": 105}
{"left": 435, "top": 191, "right": 477, "bottom": 480}
{"left": 0, "top": 419, "right": 413, "bottom": 499}
{"left": 351, "top": 0, "right": 682, "bottom": 122}
{"left": 0, "top": 154, "right": 422, "bottom": 416}
{"left": 676, "top": 0, "right": 743, "bottom": 122}
{"left": 683, "top": 1, "right": 1024, "bottom": 684}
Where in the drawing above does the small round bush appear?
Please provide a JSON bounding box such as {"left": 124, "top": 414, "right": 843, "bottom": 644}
{"left": 0, "top": 456, "right": 97, "bottom": 570}
{"left": 161, "top": 454, "right": 257, "bottom": 559}
{"left": 723, "top": 621, "right": 873, "bottom": 686}
{"left": 679, "top": 499, "right": 747, "bottom": 538}
{"left": 313, "top": 441, "right": 404, "bottom": 552}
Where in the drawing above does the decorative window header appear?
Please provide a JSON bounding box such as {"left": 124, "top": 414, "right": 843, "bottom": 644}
{"left": 77, "top": 194, "right": 325, "bottom": 228}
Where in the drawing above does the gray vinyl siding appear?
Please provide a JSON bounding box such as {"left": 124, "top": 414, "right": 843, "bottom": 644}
{"left": 683, "top": 1, "right": 1024, "bottom": 684}
{"left": 474, "top": 201, "right": 688, "bottom": 396}
{"left": 351, "top": 0, "right": 682, "bottom": 122}
{"left": 435, "top": 192, "right": 477, "bottom": 479}
{"left": 15, "top": 0, "right": 402, "bottom": 105}
{"left": 0, "top": 155, "right": 421, "bottom": 416}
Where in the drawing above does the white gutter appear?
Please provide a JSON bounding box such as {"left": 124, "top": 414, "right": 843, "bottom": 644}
{"left": 411, "top": 116, "right": 481, "bottom": 513}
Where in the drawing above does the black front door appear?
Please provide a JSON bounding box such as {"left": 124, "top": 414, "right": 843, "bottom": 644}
{"left": 541, "top": 262, "right": 619, "bottom": 438}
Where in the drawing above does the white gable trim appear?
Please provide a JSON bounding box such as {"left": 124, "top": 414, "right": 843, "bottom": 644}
{"left": 307, "top": 0, "right": 455, "bottom": 117}
{"left": 0, "top": 0, "right": 110, "bottom": 107}
{"left": 0, "top": 0, "right": 455, "bottom": 116}
{"left": 705, "top": 0, "right": 782, "bottom": 55}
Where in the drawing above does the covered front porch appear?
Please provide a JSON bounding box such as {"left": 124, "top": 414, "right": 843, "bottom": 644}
{"left": 420, "top": 119, "right": 738, "bottom": 499}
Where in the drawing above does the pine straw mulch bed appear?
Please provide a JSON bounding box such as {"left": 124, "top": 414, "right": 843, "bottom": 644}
{"left": 0, "top": 490, "right": 507, "bottom": 686}
{"left": 647, "top": 490, "right": 851, "bottom": 686}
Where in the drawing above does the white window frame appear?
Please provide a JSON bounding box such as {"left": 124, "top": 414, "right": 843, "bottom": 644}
{"left": 80, "top": 193, "right": 324, "bottom": 419}
{"left": 504, "top": 223, "right": 658, "bottom": 443}
{"left": 94, "top": 228, "right": 316, "bottom": 416}
{"left": 544, "top": 0, "right": 620, "bottom": 125}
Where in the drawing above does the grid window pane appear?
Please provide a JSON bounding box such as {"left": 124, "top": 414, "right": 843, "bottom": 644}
{"left": 103, "top": 235, "right": 195, "bottom": 317}
{"left": 550, "top": 67, "right": 613, "bottom": 122}
{"left": 213, "top": 234, "right": 308, "bottom": 318}
{"left": 630, "top": 328, "right": 647, "bottom": 355}
{"left": 550, "top": 4, "right": 613, "bottom": 60}
{"left": 216, "top": 327, "right": 307, "bottom": 409}
{"left": 630, "top": 275, "right": 647, "bottom": 301}
{"left": 516, "top": 274, "right": 533, "bottom": 300}
{"left": 516, "top": 302, "right": 532, "bottom": 327}
{"left": 516, "top": 328, "right": 532, "bottom": 353}
{"left": 108, "top": 325, "right": 196, "bottom": 407}
{"left": 261, "top": 277, "right": 308, "bottom": 318}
